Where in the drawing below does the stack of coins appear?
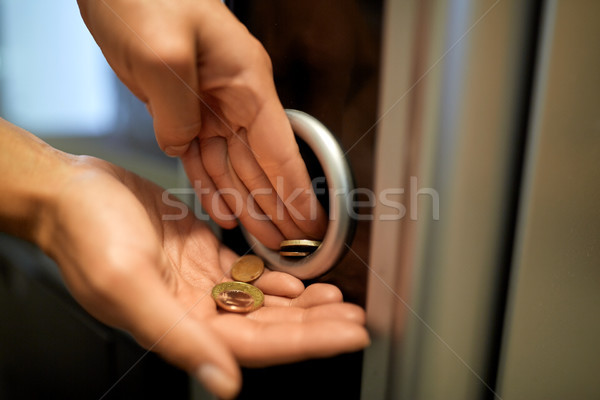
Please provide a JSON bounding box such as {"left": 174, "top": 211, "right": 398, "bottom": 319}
{"left": 279, "top": 239, "right": 322, "bottom": 257}
{"left": 212, "top": 255, "right": 265, "bottom": 313}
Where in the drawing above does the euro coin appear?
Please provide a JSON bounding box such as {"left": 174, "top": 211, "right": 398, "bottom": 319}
{"left": 212, "top": 281, "right": 264, "bottom": 313}
{"left": 280, "top": 251, "right": 311, "bottom": 257}
{"left": 280, "top": 239, "right": 322, "bottom": 249}
{"left": 279, "top": 239, "right": 322, "bottom": 257}
{"left": 230, "top": 254, "right": 264, "bottom": 282}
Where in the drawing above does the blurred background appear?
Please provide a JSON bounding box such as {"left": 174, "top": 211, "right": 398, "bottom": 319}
{"left": 0, "top": 0, "right": 180, "bottom": 187}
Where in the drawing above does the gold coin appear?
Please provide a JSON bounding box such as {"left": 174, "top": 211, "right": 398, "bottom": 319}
{"left": 230, "top": 255, "right": 264, "bottom": 282}
{"left": 212, "top": 281, "right": 264, "bottom": 313}
{"left": 215, "top": 290, "right": 255, "bottom": 313}
{"left": 280, "top": 239, "right": 322, "bottom": 249}
{"left": 279, "top": 239, "right": 321, "bottom": 258}
{"left": 280, "top": 251, "right": 311, "bottom": 257}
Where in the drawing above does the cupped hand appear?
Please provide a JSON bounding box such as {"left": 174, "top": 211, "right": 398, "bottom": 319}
{"left": 77, "top": 0, "right": 327, "bottom": 248}
{"left": 41, "top": 157, "right": 368, "bottom": 399}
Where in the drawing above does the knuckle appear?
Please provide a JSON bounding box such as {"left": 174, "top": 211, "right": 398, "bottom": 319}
{"left": 152, "top": 44, "right": 191, "bottom": 71}
{"left": 243, "top": 39, "right": 274, "bottom": 81}
{"left": 249, "top": 38, "right": 272, "bottom": 70}
{"left": 135, "top": 32, "right": 193, "bottom": 73}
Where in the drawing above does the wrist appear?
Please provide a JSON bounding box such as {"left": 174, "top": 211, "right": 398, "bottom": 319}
{"left": 0, "top": 118, "right": 81, "bottom": 248}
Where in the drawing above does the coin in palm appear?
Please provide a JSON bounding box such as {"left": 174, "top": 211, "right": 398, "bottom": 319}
{"left": 230, "top": 254, "right": 264, "bottom": 282}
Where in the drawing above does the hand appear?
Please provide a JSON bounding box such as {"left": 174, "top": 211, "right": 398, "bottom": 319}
{"left": 39, "top": 156, "right": 368, "bottom": 399}
{"left": 77, "top": 0, "right": 327, "bottom": 248}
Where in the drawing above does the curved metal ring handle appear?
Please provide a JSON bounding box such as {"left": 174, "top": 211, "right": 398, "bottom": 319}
{"left": 241, "top": 109, "right": 356, "bottom": 280}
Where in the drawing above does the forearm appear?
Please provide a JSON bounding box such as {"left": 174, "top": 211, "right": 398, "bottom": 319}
{"left": 0, "top": 118, "right": 76, "bottom": 244}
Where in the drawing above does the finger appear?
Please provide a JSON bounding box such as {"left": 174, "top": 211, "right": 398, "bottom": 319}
{"left": 215, "top": 252, "right": 304, "bottom": 298}
{"left": 264, "top": 283, "right": 343, "bottom": 308}
{"left": 211, "top": 315, "right": 369, "bottom": 367}
{"left": 181, "top": 140, "right": 238, "bottom": 229}
{"left": 248, "top": 303, "right": 366, "bottom": 324}
{"left": 85, "top": 259, "right": 241, "bottom": 399}
{"left": 251, "top": 269, "right": 304, "bottom": 298}
{"left": 134, "top": 26, "right": 202, "bottom": 156}
{"left": 247, "top": 99, "right": 328, "bottom": 239}
{"left": 199, "top": 135, "right": 285, "bottom": 249}
{"left": 227, "top": 130, "right": 307, "bottom": 239}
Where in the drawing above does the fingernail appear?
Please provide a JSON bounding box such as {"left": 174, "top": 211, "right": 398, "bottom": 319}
{"left": 195, "top": 364, "right": 240, "bottom": 399}
{"left": 164, "top": 144, "right": 190, "bottom": 156}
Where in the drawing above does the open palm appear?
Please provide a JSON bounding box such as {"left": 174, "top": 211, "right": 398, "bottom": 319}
{"left": 45, "top": 156, "right": 368, "bottom": 398}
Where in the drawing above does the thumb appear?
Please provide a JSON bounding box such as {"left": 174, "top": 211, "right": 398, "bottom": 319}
{"left": 100, "top": 269, "right": 242, "bottom": 399}
{"left": 145, "top": 305, "right": 242, "bottom": 399}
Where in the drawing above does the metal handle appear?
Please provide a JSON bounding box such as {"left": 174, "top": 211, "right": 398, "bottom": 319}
{"left": 242, "top": 109, "right": 356, "bottom": 279}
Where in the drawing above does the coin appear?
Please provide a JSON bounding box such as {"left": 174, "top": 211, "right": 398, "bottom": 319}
{"left": 280, "top": 251, "right": 311, "bottom": 257}
{"left": 279, "top": 239, "right": 322, "bottom": 258}
{"left": 280, "top": 239, "right": 322, "bottom": 249}
{"left": 212, "top": 281, "right": 264, "bottom": 313}
{"left": 230, "top": 255, "right": 264, "bottom": 282}
{"left": 215, "top": 290, "right": 255, "bottom": 313}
